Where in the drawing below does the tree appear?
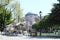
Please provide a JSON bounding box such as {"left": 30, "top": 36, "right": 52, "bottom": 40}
{"left": 32, "top": 15, "right": 49, "bottom": 36}
{"left": 32, "top": 22, "right": 39, "bottom": 36}
{"left": 39, "top": 0, "right": 60, "bottom": 30}
{"left": 38, "top": 0, "right": 60, "bottom": 30}
{"left": 0, "top": 5, "right": 12, "bottom": 32}
{"left": 10, "top": 1, "right": 23, "bottom": 22}
{"left": 47, "top": 0, "right": 60, "bottom": 27}
{"left": 32, "top": 0, "right": 60, "bottom": 36}
{"left": 57, "top": 0, "right": 60, "bottom": 3}
{"left": 0, "top": 0, "right": 13, "bottom": 5}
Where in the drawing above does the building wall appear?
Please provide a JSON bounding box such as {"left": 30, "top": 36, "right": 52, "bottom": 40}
{"left": 23, "top": 12, "right": 40, "bottom": 31}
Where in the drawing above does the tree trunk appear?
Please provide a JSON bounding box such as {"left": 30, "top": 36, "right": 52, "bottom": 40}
{"left": 35, "top": 31, "right": 37, "bottom": 36}
{"left": 39, "top": 29, "right": 41, "bottom": 36}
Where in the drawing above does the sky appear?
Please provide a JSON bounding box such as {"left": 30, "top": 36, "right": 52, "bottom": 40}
{"left": 20, "top": 0, "right": 58, "bottom": 16}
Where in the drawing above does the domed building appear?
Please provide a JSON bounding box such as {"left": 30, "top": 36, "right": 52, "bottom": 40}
{"left": 23, "top": 12, "right": 40, "bottom": 31}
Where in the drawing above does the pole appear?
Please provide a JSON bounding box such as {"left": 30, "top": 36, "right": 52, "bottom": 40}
{"left": 39, "top": 11, "right": 42, "bottom": 36}
{"left": 39, "top": 11, "right": 42, "bottom": 19}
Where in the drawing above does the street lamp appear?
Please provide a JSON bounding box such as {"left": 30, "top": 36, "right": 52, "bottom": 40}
{"left": 39, "top": 11, "right": 42, "bottom": 36}
{"left": 39, "top": 11, "right": 42, "bottom": 19}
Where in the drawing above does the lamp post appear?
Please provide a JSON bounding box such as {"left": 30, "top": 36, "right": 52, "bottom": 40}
{"left": 39, "top": 11, "right": 42, "bottom": 36}
{"left": 39, "top": 11, "right": 42, "bottom": 19}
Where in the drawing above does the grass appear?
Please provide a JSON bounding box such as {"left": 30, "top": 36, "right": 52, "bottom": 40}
{"left": 31, "top": 32, "right": 59, "bottom": 36}
{"left": 41, "top": 33, "right": 58, "bottom": 36}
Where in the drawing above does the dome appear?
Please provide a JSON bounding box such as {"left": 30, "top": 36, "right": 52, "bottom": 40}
{"left": 25, "top": 12, "right": 38, "bottom": 16}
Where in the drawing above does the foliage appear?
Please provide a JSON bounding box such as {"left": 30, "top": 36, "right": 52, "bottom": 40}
{"left": 10, "top": 1, "right": 23, "bottom": 22}
{"left": 32, "top": 22, "right": 39, "bottom": 31}
{"left": 32, "top": 0, "right": 60, "bottom": 36}
{"left": 0, "top": 5, "right": 12, "bottom": 31}
{"left": 46, "top": 0, "right": 60, "bottom": 27}
{"left": 32, "top": 15, "right": 49, "bottom": 30}
{"left": 38, "top": 0, "right": 60, "bottom": 30}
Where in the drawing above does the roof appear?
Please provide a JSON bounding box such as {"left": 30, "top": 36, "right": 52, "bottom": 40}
{"left": 25, "top": 12, "right": 38, "bottom": 16}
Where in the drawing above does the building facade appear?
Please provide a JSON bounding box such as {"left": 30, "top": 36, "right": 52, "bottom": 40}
{"left": 23, "top": 12, "right": 40, "bottom": 31}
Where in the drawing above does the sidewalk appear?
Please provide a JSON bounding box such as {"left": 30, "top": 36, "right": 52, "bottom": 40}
{"left": 0, "top": 34, "right": 60, "bottom": 40}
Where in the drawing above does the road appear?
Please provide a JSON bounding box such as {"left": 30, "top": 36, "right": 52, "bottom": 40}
{"left": 0, "top": 34, "right": 60, "bottom": 40}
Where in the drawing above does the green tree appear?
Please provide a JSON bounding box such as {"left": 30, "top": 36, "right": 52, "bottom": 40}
{"left": 46, "top": 0, "right": 60, "bottom": 28}
{"left": 32, "top": 15, "right": 51, "bottom": 36}
{"left": 38, "top": 15, "right": 49, "bottom": 36}
{"left": 0, "top": 5, "right": 12, "bottom": 32}
{"left": 0, "top": 0, "right": 13, "bottom": 5}
{"left": 32, "top": 22, "right": 39, "bottom": 36}
{"left": 39, "top": 0, "right": 60, "bottom": 31}
{"left": 32, "top": 0, "right": 60, "bottom": 36}
{"left": 10, "top": 1, "right": 23, "bottom": 22}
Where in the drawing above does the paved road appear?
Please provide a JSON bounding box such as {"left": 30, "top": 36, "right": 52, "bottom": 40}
{"left": 0, "top": 35, "right": 60, "bottom": 40}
